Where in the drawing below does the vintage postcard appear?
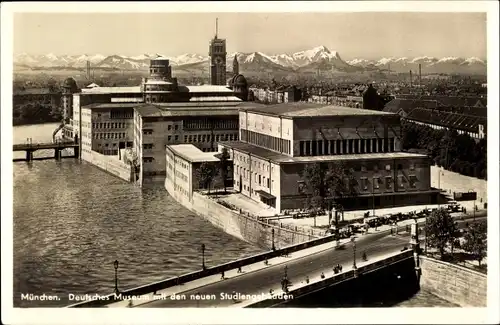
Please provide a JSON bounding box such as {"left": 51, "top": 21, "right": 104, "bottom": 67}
{"left": 1, "top": 1, "right": 498, "bottom": 325}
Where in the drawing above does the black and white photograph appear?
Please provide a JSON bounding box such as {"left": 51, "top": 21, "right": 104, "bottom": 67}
{"left": 1, "top": 2, "right": 499, "bottom": 325}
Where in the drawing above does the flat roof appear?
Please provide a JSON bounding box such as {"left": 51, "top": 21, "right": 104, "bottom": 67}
{"left": 242, "top": 103, "right": 397, "bottom": 118}
{"left": 183, "top": 85, "right": 234, "bottom": 93}
{"left": 81, "top": 86, "right": 142, "bottom": 94}
{"left": 189, "top": 96, "right": 242, "bottom": 102}
{"left": 82, "top": 103, "right": 140, "bottom": 109}
{"left": 134, "top": 104, "right": 240, "bottom": 117}
{"left": 221, "top": 141, "right": 428, "bottom": 164}
{"left": 167, "top": 144, "right": 220, "bottom": 163}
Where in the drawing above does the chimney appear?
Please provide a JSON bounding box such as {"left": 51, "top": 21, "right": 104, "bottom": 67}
{"left": 418, "top": 64, "right": 422, "bottom": 87}
{"left": 410, "top": 70, "right": 412, "bottom": 88}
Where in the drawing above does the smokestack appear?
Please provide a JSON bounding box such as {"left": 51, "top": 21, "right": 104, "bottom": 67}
{"left": 418, "top": 64, "right": 422, "bottom": 87}
{"left": 410, "top": 70, "right": 412, "bottom": 88}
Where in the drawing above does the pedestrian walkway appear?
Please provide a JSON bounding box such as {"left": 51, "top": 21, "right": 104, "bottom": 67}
{"left": 106, "top": 235, "right": 356, "bottom": 308}
{"left": 232, "top": 249, "right": 411, "bottom": 308}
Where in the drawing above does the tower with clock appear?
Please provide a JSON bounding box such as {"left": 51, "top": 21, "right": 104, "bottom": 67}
{"left": 209, "top": 18, "right": 227, "bottom": 85}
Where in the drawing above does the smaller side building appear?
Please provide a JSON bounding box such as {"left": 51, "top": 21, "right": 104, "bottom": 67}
{"left": 166, "top": 144, "right": 232, "bottom": 201}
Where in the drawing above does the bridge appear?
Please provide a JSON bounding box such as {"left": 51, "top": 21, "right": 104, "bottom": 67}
{"left": 67, "top": 216, "right": 481, "bottom": 308}
{"left": 13, "top": 141, "right": 79, "bottom": 162}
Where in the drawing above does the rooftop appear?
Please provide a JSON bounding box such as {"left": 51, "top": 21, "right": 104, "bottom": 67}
{"left": 183, "top": 85, "right": 234, "bottom": 93}
{"left": 81, "top": 86, "right": 141, "bottom": 94}
{"left": 133, "top": 103, "right": 242, "bottom": 118}
{"left": 221, "top": 141, "right": 428, "bottom": 164}
{"left": 189, "top": 96, "right": 242, "bottom": 102}
{"left": 242, "top": 103, "right": 396, "bottom": 118}
{"left": 82, "top": 103, "right": 140, "bottom": 109}
{"left": 167, "top": 144, "right": 220, "bottom": 163}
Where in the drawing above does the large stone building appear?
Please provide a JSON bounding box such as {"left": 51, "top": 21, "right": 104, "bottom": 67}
{"left": 220, "top": 103, "right": 437, "bottom": 213}
{"left": 59, "top": 24, "right": 254, "bottom": 185}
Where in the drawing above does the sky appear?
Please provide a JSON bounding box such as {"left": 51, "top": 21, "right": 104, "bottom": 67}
{"left": 13, "top": 12, "right": 487, "bottom": 60}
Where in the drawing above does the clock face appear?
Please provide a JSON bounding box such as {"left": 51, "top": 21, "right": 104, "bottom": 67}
{"left": 214, "top": 56, "right": 223, "bottom": 64}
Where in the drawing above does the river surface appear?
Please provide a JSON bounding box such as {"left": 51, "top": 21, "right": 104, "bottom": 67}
{"left": 12, "top": 123, "right": 455, "bottom": 308}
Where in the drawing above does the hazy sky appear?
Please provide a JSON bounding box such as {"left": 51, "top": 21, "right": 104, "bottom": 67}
{"left": 13, "top": 12, "right": 487, "bottom": 59}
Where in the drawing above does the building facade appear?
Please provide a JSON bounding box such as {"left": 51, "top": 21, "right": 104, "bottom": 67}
{"left": 209, "top": 33, "right": 227, "bottom": 85}
{"left": 165, "top": 144, "right": 228, "bottom": 201}
{"left": 66, "top": 51, "right": 252, "bottom": 185}
{"left": 221, "top": 104, "right": 436, "bottom": 213}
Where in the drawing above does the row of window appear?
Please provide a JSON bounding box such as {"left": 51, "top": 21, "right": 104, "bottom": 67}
{"left": 93, "top": 133, "right": 128, "bottom": 140}
{"left": 80, "top": 121, "right": 91, "bottom": 128}
{"left": 240, "top": 129, "right": 291, "bottom": 155}
{"left": 109, "top": 109, "right": 134, "bottom": 119}
{"left": 92, "top": 122, "right": 128, "bottom": 129}
{"left": 235, "top": 155, "right": 272, "bottom": 173}
{"left": 144, "top": 84, "right": 174, "bottom": 92}
{"left": 175, "top": 170, "right": 188, "bottom": 183}
{"left": 182, "top": 133, "right": 238, "bottom": 143}
{"left": 299, "top": 138, "right": 396, "bottom": 156}
{"left": 96, "top": 143, "right": 116, "bottom": 148}
{"left": 174, "top": 183, "right": 189, "bottom": 197}
{"left": 96, "top": 149, "right": 119, "bottom": 155}
{"left": 184, "top": 118, "right": 238, "bottom": 131}
{"left": 167, "top": 124, "right": 180, "bottom": 131}
{"left": 235, "top": 165, "right": 272, "bottom": 189}
{"left": 296, "top": 175, "right": 419, "bottom": 194}
{"left": 143, "top": 157, "right": 154, "bottom": 163}
{"left": 143, "top": 144, "right": 154, "bottom": 150}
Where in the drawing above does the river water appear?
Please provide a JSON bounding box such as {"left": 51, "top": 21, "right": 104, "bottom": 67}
{"left": 12, "top": 123, "right": 455, "bottom": 308}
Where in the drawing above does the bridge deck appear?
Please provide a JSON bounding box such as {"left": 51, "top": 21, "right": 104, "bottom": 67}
{"left": 68, "top": 215, "right": 480, "bottom": 308}
{"left": 112, "top": 233, "right": 411, "bottom": 308}
{"left": 13, "top": 142, "right": 79, "bottom": 151}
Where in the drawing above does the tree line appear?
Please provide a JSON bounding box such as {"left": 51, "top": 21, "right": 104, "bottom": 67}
{"left": 425, "top": 208, "right": 487, "bottom": 270}
{"left": 13, "top": 101, "right": 62, "bottom": 126}
{"left": 401, "top": 120, "right": 487, "bottom": 179}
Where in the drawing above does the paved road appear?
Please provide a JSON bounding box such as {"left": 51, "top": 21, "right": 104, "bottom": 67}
{"left": 134, "top": 216, "right": 484, "bottom": 308}
{"left": 137, "top": 232, "right": 410, "bottom": 308}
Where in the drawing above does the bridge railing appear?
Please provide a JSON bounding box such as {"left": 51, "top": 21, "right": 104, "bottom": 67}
{"left": 13, "top": 141, "right": 77, "bottom": 150}
{"left": 246, "top": 249, "right": 414, "bottom": 308}
{"left": 68, "top": 234, "right": 338, "bottom": 308}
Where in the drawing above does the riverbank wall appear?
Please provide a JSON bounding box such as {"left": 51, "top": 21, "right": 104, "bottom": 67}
{"left": 82, "top": 150, "right": 133, "bottom": 182}
{"left": 165, "top": 179, "right": 318, "bottom": 249}
{"left": 419, "top": 256, "right": 487, "bottom": 307}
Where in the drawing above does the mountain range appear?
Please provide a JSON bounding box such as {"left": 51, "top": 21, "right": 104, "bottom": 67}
{"left": 14, "top": 46, "right": 487, "bottom": 75}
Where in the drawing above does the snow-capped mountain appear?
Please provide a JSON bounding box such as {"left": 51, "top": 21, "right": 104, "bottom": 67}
{"left": 270, "top": 54, "right": 298, "bottom": 68}
{"left": 347, "top": 56, "right": 486, "bottom": 75}
{"left": 13, "top": 48, "right": 487, "bottom": 75}
{"left": 95, "top": 55, "right": 148, "bottom": 70}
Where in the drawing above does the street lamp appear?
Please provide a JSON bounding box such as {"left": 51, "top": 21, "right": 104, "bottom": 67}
{"left": 351, "top": 237, "right": 357, "bottom": 274}
{"left": 271, "top": 228, "right": 276, "bottom": 251}
{"left": 113, "top": 260, "right": 119, "bottom": 295}
{"left": 201, "top": 244, "right": 206, "bottom": 270}
{"left": 469, "top": 189, "right": 476, "bottom": 221}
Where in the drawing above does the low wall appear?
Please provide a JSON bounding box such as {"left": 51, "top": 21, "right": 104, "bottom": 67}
{"left": 82, "top": 150, "right": 133, "bottom": 182}
{"left": 419, "top": 256, "right": 487, "bottom": 307}
{"left": 247, "top": 250, "right": 414, "bottom": 308}
{"left": 69, "top": 228, "right": 337, "bottom": 307}
{"left": 165, "top": 176, "right": 317, "bottom": 248}
{"left": 191, "top": 191, "right": 316, "bottom": 248}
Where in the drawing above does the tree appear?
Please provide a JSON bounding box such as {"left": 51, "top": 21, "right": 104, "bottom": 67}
{"left": 197, "top": 162, "right": 219, "bottom": 194}
{"left": 425, "top": 208, "right": 458, "bottom": 260}
{"left": 218, "top": 148, "right": 231, "bottom": 193}
{"left": 462, "top": 222, "right": 487, "bottom": 266}
{"left": 301, "top": 161, "right": 358, "bottom": 232}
